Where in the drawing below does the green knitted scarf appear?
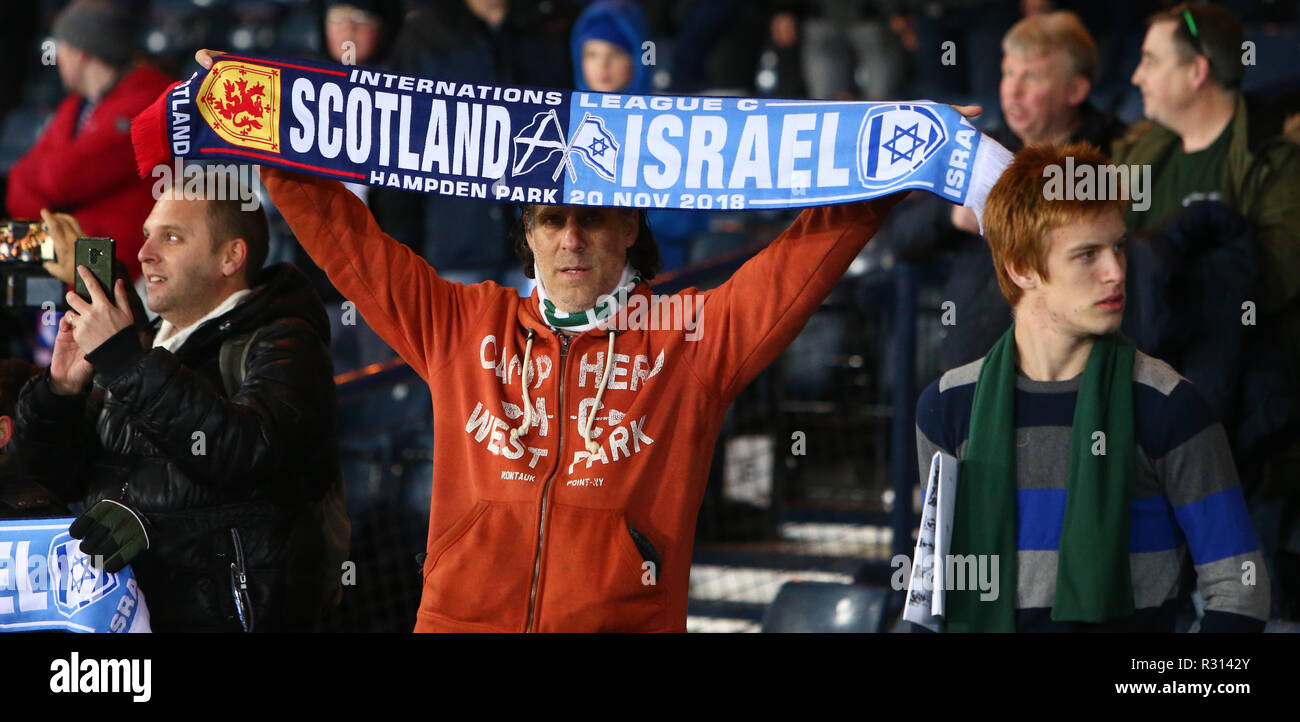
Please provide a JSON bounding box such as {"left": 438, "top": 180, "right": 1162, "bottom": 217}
{"left": 947, "top": 326, "right": 1137, "bottom": 632}
{"left": 535, "top": 263, "right": 639, "bottom": 332}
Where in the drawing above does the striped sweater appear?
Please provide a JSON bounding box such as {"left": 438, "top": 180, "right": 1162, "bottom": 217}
{"left": 915, "top": 351, "right": 1270, "bottom": 632}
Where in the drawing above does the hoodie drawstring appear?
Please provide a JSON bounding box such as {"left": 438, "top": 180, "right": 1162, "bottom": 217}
{"left": 510, "top": 329, "right": 615, "bottom": 454}
{"left": 509, "top": 329, "right": 536, "bottom": 443}
{"left": 581, "top": 331, "right": 616, "bottom": 454}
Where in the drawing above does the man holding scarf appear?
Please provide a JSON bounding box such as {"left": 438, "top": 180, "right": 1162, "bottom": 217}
{"left": 915, "top": 143, "right": 1270, "bottom": 632}
{"left": 187, "top": 49, "right": 1009, "bottom": 632}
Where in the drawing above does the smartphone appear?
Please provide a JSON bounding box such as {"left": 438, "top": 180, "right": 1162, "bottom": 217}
{"left": 74, "top": 237, "right": 115, "bottom": 304}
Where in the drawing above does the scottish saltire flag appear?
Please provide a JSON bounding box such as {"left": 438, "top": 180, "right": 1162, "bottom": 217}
{"left": 511, "top": 110, "right": 569, "bottom": 179}
{"left": 133, "top": 54, "right": 1007, "bottom": 213}
{"left": 0, "top": 518, "right": 150, "bottom": 633}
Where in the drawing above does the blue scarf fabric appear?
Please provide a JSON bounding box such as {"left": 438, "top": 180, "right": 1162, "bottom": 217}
{"left": 0, "top": 517, "right": 150, "bottom": 633}
{"left": 132, "top": 54, "right": 1010, "bottom": 216}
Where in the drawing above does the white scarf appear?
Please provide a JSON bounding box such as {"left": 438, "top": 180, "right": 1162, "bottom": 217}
{"left": 152, "top": 289, "right": 253, "bottom": 353}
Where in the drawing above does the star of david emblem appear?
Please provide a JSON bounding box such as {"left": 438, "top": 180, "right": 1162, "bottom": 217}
{"left": 588, "top": 136, "right": 610, "bottom": 157}
{"left": 70, "top": 554, "right": 96, "bottom": 587}
{"left": 883, "top": 122, "right": 925, "bottom": 163}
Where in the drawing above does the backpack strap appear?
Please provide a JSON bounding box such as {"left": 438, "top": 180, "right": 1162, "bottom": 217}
{"left": 218, "top": 329, "right": 260, "bottom": 397}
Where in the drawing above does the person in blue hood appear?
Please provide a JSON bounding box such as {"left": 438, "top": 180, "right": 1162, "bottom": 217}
{"left": 572, "top": 0, "right": 651, "bottom": 95}
{"left": 571, "top": 0, "right": 702, "bottom": 270}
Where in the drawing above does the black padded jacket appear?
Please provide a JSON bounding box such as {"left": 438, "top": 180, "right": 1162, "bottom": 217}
{"left": 16, "top": 262, "right": 349, "bottom": 632}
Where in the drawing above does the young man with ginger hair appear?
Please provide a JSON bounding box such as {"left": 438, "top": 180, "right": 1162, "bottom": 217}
{"left": 914, "top": 143, "right": 1269, "bottom": 632}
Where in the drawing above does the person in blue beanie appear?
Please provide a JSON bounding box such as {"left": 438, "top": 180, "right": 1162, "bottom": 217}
{"left": 571, "top": 1, "right": 706, "bottom": 271}
{"left": 572, "top": 0, "right": 651, "bottom": 95}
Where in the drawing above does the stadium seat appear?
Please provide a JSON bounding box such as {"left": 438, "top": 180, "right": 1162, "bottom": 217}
{"left": 760, "top": 581, "right": 887, "bottom": 632}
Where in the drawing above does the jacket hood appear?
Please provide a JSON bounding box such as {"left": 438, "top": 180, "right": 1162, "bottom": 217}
{"left": 571, "top": 0, "right": 651, "bottom": 95}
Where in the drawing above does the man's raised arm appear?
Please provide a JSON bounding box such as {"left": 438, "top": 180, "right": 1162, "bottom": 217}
{"left": 686, "top": 105, "right": 1000, "bottom": 399}
{"left": 187, "top": 49, "right": 499, "bottom": 378}
{"left": 258, "top": 167, "right": 498, "bottom": 378}
{"left": 687, "top": 196, "right": 905, "bottom": 400}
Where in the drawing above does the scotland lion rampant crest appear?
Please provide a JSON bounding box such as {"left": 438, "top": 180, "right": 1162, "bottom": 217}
{"left": 197, "top": 60, "right": 282, "bottom": 154}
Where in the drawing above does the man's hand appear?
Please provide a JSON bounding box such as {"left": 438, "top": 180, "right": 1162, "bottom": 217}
{"left": 65, "top": 266, "right": 135, "bottom": 356}
{"left": 50, "top": 312, "right": 94, "bottom": 396}
{"left": 195, "top": 49, "right": 226, "bottom": 70}
{"left": 951, "top": 206, "right": 980, "bottom": 234}
{"left": 39, "top": 208, "right": 84, "bottom": 285}
{"left": 70, "top": 499, "right": 151, "bottom": 574}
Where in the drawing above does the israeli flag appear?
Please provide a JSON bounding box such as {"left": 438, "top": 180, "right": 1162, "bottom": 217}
{"left": 567, "top": 113, "right": 619, "bottom": 182}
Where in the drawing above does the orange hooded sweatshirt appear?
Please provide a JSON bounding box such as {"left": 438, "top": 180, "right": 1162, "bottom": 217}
{"left": 262, "top": 167, "right": 900, "bottom": 632}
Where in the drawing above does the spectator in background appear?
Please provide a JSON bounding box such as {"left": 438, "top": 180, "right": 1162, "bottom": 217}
{"left": 785, "top": 1, "right": 905, "bottom": 101}
{"left": 883, "top": 10, "right": 1124, "bottom": 372}
{"left": 668, "top": 0, "right": 767, "bottom": 96}
{"left": 762, "top": 6, "right": 807, "bottom": 99}
{"left": 4, "top": 0, "right": 173, "bottom": 283}
{"left": 573, "top": 0, "right": 652, "bottom": 95}
{"left": 384, "top": 0, "right": 577, "bottom": 288}
{"left": 1116, "top": 2, "right": 1300, "bottom": 619}
{"left": 315, "top": 0, "right": 406, "bottom": 246}
{"left": 571, "top": 0, "right": 695, "bottom": 272}
{"left": 997, "top": 11, "right": 1125, "bottom": 152}
{"left": 320, "top": 0, "right": 402, "bottom": 67}
{"left": 951, "top": 9, "right": 1126, "bottom": 234}
{"left": 901, "top": 0, "right": 1019, "bottom": 128}
{"left": 1120, "top": 3, "right": 1300, "bottom": 239}
{"left": 0, "top": 359, "right": 64, "bottom": 519}
{"left": 264, "top": 0, "right": 409, "bottom": 373}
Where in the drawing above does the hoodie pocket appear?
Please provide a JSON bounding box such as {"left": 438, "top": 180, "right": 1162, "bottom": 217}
{"left": 534, "top": 505, "right": 665, "bottom": 632}
{"left": 420, "top": 500, "right": 535, "bottom": 629}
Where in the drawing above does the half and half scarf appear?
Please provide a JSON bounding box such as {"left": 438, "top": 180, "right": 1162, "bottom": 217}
{"left": 0, "top": 517, "right": 151, "bottom": 633}
{"left": 535, "top": 262, "right": 639, "bottom": 332}
{"left": 948, "top": 327, "right": 1137, "bottom": 632}
{"left": 130, "top": 54, "right": 1011, "bottom": 223}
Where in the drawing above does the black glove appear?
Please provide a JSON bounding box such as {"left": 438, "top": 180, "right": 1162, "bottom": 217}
{"left": 69, "top": 499, "right": 151, "bottom": 574}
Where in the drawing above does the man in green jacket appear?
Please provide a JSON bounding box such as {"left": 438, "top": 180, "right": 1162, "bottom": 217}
{"left": 1117, "top": 1, "right": 1300, "bottom": 619}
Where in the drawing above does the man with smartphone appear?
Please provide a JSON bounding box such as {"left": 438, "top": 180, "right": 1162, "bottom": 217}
{"left": 14, "top": 169, "right": 350, "bottom": 632}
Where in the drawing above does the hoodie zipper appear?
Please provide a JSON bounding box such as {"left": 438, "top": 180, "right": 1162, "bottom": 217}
{"left": 525, "top": 331, "right": 570, "bottom": 632}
